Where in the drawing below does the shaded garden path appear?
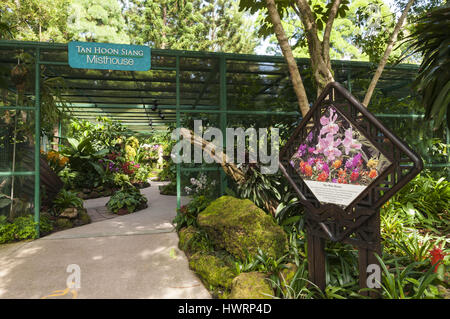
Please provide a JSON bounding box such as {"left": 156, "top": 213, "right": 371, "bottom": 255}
{"left": 0, "top": 182, "right": 210, "bottom": 299}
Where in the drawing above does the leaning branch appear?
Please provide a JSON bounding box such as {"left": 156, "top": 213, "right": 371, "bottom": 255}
{"left": 179, "top": 128, "right": 246, "bottom": 184}
{"left": 363, "top": 0, "right": 415, "bottom": 107}
{"left": 322, "top": 0, "right": 341, "bottom": 66}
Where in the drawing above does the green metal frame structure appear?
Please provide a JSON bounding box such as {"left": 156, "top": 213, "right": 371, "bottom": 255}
{"left": 0, "top": 40, "right": 448, "bottom": 238}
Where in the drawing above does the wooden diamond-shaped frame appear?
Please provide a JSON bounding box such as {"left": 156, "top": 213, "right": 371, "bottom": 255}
{"left": 279, "top": 82, "right": 423, "bottom": 244}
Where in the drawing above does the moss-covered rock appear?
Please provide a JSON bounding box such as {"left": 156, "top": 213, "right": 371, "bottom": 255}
{"left": 229, "top": 272, "right": 273, "bottom": 299}
{"left": 188, "top": 252, "right": 236, "bottom": 289}
{"left": 197, "top": 196, "right": 287, "bottom": 261}
{"left": 55, "top": 218, "right": 73, "bottom": 230}
{"left": 179, "top": 226, "right": 212, "bottom": 257}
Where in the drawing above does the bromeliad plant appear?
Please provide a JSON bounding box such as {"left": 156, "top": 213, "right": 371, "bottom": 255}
{"left": 52, "top": 189, "right": 84, "bottom": 216}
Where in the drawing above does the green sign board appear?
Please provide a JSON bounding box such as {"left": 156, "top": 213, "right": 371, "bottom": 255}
{"left": 68, "top": 41, "right": 151, "bottom": 71}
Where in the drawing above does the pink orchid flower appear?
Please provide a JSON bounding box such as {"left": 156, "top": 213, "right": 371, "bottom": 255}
{"left": 323, "top": 134, "right": 342, "bottom": 162}
{"left": 315, "top": 133, "right": 342, "bottom": 162}
{"left": 342, "top": 127, "right": 362, "bottom": 155}
{"left": 319, "top": 108, "right": 339, "bottom": 136}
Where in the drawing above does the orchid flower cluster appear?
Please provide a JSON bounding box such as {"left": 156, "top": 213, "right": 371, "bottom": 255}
{"left": 290, "top": 108, "right": 381, "bottom": 186}
{"left": 184, "top": 172, "right": 216, "bottom": 197}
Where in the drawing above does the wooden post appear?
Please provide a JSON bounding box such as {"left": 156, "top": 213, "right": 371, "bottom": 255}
{"left": 307, "top": 231, "right": 326, "bottom": 291}
{"left": 358, "top": 211, "right": 381, "bottom": 298}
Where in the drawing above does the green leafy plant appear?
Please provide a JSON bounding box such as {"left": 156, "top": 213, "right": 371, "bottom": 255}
{"left": 325, "top": 242, "right": 359, "bottom": 288}
{"left": 172, "top": 195, "right": 212, "bottom": 231}
{"left": 160, "top": 181, "right": 177, "bottom": 195}
{"left": 237, "top": 165, "right": 282, "bottom": 216}
{"left": 52, "top": 189, "right": 83, "bottom": 215}
{"left": 374, "top": 254, "right": 443, "bottom": 299}
{"left": 113, "top": 173, "right": 132, "bottom": 189}
{"left": 158, "top": 161, "right": 176, "bottom": 181}
{"left": 266, "top": 260, "right": 320, "bottom": 299}
{"left": 68, "top": 117, "right": 129, "bottom": 150}
{"left": 60, "top": 136, "right": 109, "bottom": 188}
{"left": 106, "top": 187, "right": 147, "bottom": 214}
{"left": 384, "top": 173, "right": 450, "bottom": 234}
{"left": 403, "top": 4, "right": 450, "bottom": 129}
{"left": 0, "top": 215, "right": 52, "bottom": 243}
{"left": 134, "top": 166, "right": 150, "bottom": 183}
{"left": 386, "top": 234, "right": 443, "bottom": 263}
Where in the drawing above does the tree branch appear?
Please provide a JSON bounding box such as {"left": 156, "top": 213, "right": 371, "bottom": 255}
{"left": 179, "top": 128, "right": 246, "bottom": 184}
{"left": 265, "top": 0, "right": 310, "bottom": 117}
{"left": 363, "top": 0, "right": 415, "bottom": 107}
{"left": 294, "top": 0, "right": 334, "bottom": 95}
{"left": 323, "top": 0, "right": 341, "bottom": 66}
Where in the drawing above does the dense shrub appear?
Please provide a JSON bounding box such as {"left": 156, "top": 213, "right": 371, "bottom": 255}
{"left": 0, "top": 215, "right": 53, "bottom": 244}
{"left": 106, "top": 187, "right": 148, "bottom": 214}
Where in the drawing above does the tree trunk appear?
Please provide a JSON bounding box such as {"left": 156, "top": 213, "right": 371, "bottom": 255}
{"left": 265, "top": 0, "right": 310, "bottom": 117}
{"left": 363, "top": 0, "right": 415, "bottom": 107}
{"left": 161, "top": 6, "right": 167, "bottom": 49}
{"left": 294, "top": 0, "right": 335, "bottom": 96}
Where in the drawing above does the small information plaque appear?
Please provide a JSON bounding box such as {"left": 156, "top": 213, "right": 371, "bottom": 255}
{"left": 68, "top": 41, "right": 151, "bottom": 71}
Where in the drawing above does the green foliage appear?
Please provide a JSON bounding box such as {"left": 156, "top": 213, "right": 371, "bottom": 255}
{"left": 383, "top": 173, "right": 450, "bottom": 233}
{"left": 126, "top": 0, "right": 257, "bottom": 53}
{"left": 403, "top": 4, "right": 450, "bottom": 129}
{"left": 0, "top": 0, "right": 71, "bottom": 41}
{"left": 159, "top": 181, "right": 177, "bottom": 196}
{"left": 52, "top": 189, "right": 83, "bottom": 215}
{"left": 236, "top": 166, "right": 282, "bottom": 214}
{"left": 60, "top": 135, "right": 109, "bottom": 188}
{"left": 67, "top": 0, "right": 129, "bottom": 43}
{"left": 67, "top": 117, "right": 128, "bottom": 151}
{"left": 275, "top": 196, "right": 304, "bottom": 233}
{"left": 158, "top": 161, "right": 176, "bottom": 181}
{"left": 325, "top": 242, "right": 359, "bottom": 288}
{"left": 374, "top": 254, "right": 443, "bottom": 299}
{"left": 173, "top": 195, "right": 213, "bottom": 231}
{"left": 352, "top": 0, "right": 398, "bottom": 63}
{"left": 0, "top": 215, "right": 52, "bottom": 244}
{"left": 112, "top": 173, "right": 132, "bottom": 189}
{"left": 266, "top": 260, "right": 318, "bottom": 299}
{"left": 179, "top": 226, "right": 214, "bottom": 256}
{"left": 106, "top": 187, "right": 147, "bottom": 214}
{"left": 386, "top": 234, "right": 438, "bottom": 263}
{"left": 134, "top": 166, "right": 150, "bottom": 183}
{"left": 233, "top": 248, "right": 287, "bottom": 276}
{"left": 57, "top": 167, "right": 77, "bottom": 185}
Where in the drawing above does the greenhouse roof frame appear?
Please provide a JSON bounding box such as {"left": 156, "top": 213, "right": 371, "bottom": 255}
{"left": 0, "top": 40, "right": 420, "bottom": 134}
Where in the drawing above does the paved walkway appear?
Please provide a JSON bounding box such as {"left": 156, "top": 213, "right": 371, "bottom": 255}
{"left": 0, "top": 182, "right": 211, "bottom": 299}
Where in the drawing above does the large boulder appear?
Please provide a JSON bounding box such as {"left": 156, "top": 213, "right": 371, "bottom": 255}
{"left": 197, "top": 196, "right": 287, "bottom": 261}
{"left": 188, "top": 252, "right": 236, "bottom": 289}
{"left": 229, "top": 272, "right": 273, "bottom": 299}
